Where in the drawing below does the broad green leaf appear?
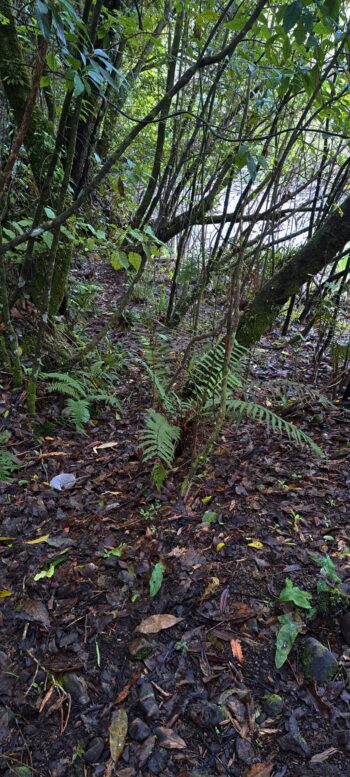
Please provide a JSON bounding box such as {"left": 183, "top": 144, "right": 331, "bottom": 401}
{"left": 275, "top": 616, "right": 299, "bottom": 668}
{"left": 149, "top": 561, "right": 164, "bottom": 597}
{"left": 42, "top": 231, "right": 53, "bottom": 249}
{"left": 128, "top": 251, "right": 142, "bottom": 271}
{"left": 202, "top": 511, "right": 217, "bottom": 524}
{"left": 110, "top": 251, "right": 129, "bottom": 271}
{"left": 283, "top": 1, "right": 302, "bottom": 33}
{"left": 73, "top": 72, "right": 85, "bottom": 97}
{"left": 279, "top": 578, "right": 312, "bottom": 609}
{"left": 44, "top": 206, "right": 56, "bottom": 219}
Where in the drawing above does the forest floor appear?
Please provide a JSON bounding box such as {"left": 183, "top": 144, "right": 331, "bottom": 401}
{"left": 1, "top": 264, "right": 350, "bottom": 777}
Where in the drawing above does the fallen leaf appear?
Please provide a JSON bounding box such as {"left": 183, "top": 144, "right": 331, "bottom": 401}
{"left": 310, "top": 747, "right": 339, "bottom": 763}
{"left": 247, "top": 540, "right": 264, "bottom": 549}
{"left": 230, "top": 638, "right": 244, "bottom": 664}
{"left": 21, "top": 598, "right": 50, "bottom": 628}
{"left": 25, "top": 534, "right": 50, "bottom": 545}
{"left": 199, "top": 576, "right": 220, "bottom": 603}
{"left": 0, "top": 589, "right": 12, "bottom": 598}
{"left": 149, "top": 561, "right": 164, "bottom": 597}
{"left": 135, "top": 614, "right": 183, "bottom": 634}
{"left": 114, "top": 672, "right": 141, "bottom": 704}
{"left": 244, "top": 763, "right": 273, "bottom": 777}
{"left": 109, "top": 707, "right": 128, "bottom": 762}
{"left": 93, "top": 441, "right": 118, "bottom": 453}
{"left": 49, "top": 473, "right": 76, "bottom": 491}
{"left": 156, "top": 726, "right": 187, "bottom": 749}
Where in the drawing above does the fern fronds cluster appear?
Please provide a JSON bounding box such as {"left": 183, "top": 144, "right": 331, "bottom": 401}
{"left": 138, "top": 332, "right": 323, "bottom": 490}
{"left": 140, "top": 409, "right": 180, "bottom": 467}
{"left": 0, "top": 450, "right": 16, "bottom": 482}
{"left": 41, "top": 370, "right": 122, "bottom": 432}
{"left": 187, "top": 339, "right": 248, "bottom": 403}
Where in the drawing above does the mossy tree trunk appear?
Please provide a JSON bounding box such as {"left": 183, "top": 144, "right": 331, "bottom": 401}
{"left": 237, "top": 193, "right": 350, "bottom": 347}
{"left": 0, "top": 0, "right": 71, "bottom": 315}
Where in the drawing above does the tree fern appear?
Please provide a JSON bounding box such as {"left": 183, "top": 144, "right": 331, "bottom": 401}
{"left": 140, "top": 409, "right": 180, "bottom": 467}
{"left": 227, "top": 399, "right": 324, "bottom": 457}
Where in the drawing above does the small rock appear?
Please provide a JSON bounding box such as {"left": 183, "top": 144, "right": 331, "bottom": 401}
{"left": 85, "top": 737, "right": 105, "bottom": 763}
{"left": 235, "top": 736, "right": 255, "bottom": 765}
{"left": 138, "top": 682, "right": 160, "bottom": 720}
{"left": 129, "top": 718, "right": 151, "bottom": 742}
{"left": 190, "top": 701, "right": 224, "bottom": 728}
{"left": 262, "top": 693, "right": 284, "bottom": 717}
{"left": 128, "top": 638, "right": 153, "bottom": 661}
{"left": 61, "top": 673, "right": 90, "bottom": 705}
{"left": 302, "top": 637, "right": 338, "bottom": 685}
{"left": 340, "top": 613, "right": 350, "bottom": 646}
{"left": 278, "top": 731, "right": 311, "bottom": 758}
{"left": 147, "top": 748, "right": 168, "bottom": 774}
{"left": 47, "top": 759, "right": 70, "bottom": 777}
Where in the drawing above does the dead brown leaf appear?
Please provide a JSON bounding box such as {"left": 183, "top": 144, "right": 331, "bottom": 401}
{"left": 244, "top": 763, "right": 273, "bottom": 777}
{"left": 21, "top": 598, "right": 50, "bottom": 628}
{"left": 135, "top": 614, "right": 183, "bottom": 634}
{"left": 310, "top": 747, "right": 339, "bottom": 764}
{"left": 109, "top": 708, "right": 128, "bottom": 762}
{"left": 156, "top": 726, "right": 187, "bottom": 749}
{"left": 114, "top": 672, "right": 141, "bottom": 704}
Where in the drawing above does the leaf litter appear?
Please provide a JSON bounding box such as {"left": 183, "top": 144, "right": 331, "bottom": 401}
{"left": 1, "top": 267, "right": 350, "bottom": 776}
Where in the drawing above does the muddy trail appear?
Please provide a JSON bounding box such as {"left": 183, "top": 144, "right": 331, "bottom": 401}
{"left": 1, "top": 265, "right": 350, "bottom": 777}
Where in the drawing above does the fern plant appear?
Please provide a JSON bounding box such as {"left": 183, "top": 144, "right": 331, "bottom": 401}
{"left": 0, "top": 432, "right": 16, "bottom": 482}
{"left": 138, "top": 334, "right": 324, "bottom": 489}
{"left": 41, "top": 371, "right": 122, "bottom": 432}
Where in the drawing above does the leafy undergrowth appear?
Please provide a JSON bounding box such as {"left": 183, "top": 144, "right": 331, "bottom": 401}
{"left": 1, "top": 272, "right": 350, "bottom": 777}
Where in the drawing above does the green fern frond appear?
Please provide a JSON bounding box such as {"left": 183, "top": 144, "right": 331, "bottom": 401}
{"left": 140, "top": 409, "right": 180, "bottom": 467}
{"left": 188, "top": 339, "right": 247, "bottom": 402}
{"left": 66, "top": 398, "right": 90, "bottom": 432}
{"left": 139, "top": 334, "right": 170, "bottom": 383}
{"left": 41, "top": 372, "right": 86, "bottom": 399}
{"left": 0, "top": 450, "right": 16, "bottom": 482}
{"left": 227, "top": 399, "right": 324, "bottom": 457}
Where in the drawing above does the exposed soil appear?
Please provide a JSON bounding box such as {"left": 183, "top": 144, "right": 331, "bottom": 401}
{"left": 1, "top": 265, "right": 350, "bottom": 777}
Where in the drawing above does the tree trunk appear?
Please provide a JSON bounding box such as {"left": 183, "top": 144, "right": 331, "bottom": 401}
{"left": 0, "top": 0, "right": 71, "bottom": 315}
{"left": 237, "top": 192, "right": 350, "bottom": 347}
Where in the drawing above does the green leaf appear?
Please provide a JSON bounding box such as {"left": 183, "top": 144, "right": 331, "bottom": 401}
{"left": 128, "top": 251, "right": 142, "bottom": 271}
{"left": 44, "top": 206, "right": 56, "bottom": 219}
{"left": 149, "top": 561, "right": 164, "bottom": 597}
{"left": 151, "top": 462, "right": 167, "bottom": 491}
{"left": 283, "top": 1, "right": 302, "bottom": 32}
{"left": 42, "top": 231, "right": 53, "bottom": 249}
{"left": 110, "top": 251, "right": 129, "bottom": 271}
{"left": 73, "top": 72, "right": 85, "bottom": 97}
{"left": 275, "top": 615, "right": 299, "bottom": 668}
{"left": 279, "top": 578, "right": 312, "bottom": 609}
{"left": 202, "top": 511, "right": 217, "bottom": 524}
